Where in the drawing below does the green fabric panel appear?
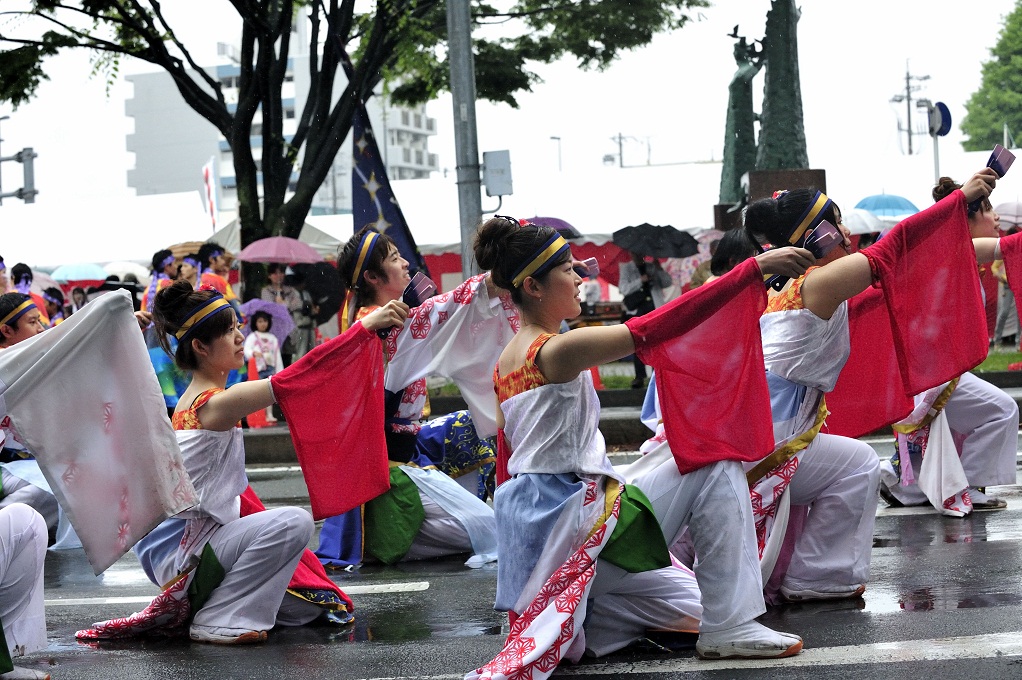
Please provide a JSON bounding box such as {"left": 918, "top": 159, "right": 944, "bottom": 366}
{"left": 601, "top": 485, "right": 671, "bottom": 574}
{"left": 187, "top": 543, "right": 227, "bottom": 614}
{"left": 364, "top": 467, "right": 425, "bottom": 564}
{"left": 0, "top": 618, "right": 13, "bottom": 674}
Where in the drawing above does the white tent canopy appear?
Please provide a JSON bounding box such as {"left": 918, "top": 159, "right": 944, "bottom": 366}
{"left": 210, "top": 217, "right": 354, "bottom": 258}
{"left": 2, "top": 191, "right": 213, "bottom": 270}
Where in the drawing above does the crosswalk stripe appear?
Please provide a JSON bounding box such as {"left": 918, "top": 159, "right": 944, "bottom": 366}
{"left": 44, "top": 581, "right": 429, "bottom": 607}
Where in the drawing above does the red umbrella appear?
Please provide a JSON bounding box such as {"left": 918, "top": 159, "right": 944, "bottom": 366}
{"left": 236, "top": 236, "right": 323, "bottom": 264}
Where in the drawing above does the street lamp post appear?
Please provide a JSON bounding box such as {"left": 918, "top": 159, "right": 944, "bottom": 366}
{"left": 550, "top": 136, "right": 562, "bottom": 171}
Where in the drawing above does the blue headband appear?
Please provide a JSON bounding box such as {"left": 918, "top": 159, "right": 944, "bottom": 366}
{"left": 175, "top": 293, "right": 234, "bottom": 341}
{"left": 784, "top": 191, "right": 833, "bottom": 247}
{"left": 350, "top": 231, "right": 381, "bottom": 287}
{"left": 511, "top": 234, "right": 571, "bottom": 288}
{"left": 0, "top": 298, "right": 36, "bottom": 327}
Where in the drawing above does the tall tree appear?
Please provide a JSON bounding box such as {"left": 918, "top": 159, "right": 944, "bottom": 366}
{"left": 961, "top": 1, "right": 1022, "bottom": 151}
{"left": 0, "top": 0, "right": 706, "bottom": 294}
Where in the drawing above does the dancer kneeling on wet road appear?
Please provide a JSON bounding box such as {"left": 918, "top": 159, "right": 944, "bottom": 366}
{"left": 466, "top": 216, "right": 811, "bottom": 680}
{"left": 77, "top": 282, "right": 407, "bottom": 644}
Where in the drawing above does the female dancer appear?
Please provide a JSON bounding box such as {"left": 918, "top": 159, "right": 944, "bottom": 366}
{"left": 468, "top": 216, "right": 812, "bottom": 680}
{"left": 734, "top": 169, "right": 996, "bottom": 602}
{"left": 83, "top": 282, "right": 406, "bottom": 644}
{"left": 879, "top": 176, "right": 1019, "bottom": 513}
{"left": 315, "top": 227, "right": 506, "bottom": 568}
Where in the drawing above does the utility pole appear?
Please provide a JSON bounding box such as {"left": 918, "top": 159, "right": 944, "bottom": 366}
{"left": 446, "top": 0, "right": 482, "bottom": 276}
{"left": 0, "top": 117, "right": 37, "bottom": 205}
{"left": 890, "top": 61, "right": 930, "bottom": 155}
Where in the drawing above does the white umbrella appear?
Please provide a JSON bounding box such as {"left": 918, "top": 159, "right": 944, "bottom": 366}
{"left": 104, "top": 261, "right": 150, "bottom": 282}
{"left": 842, "top": 208, "right": 884, "bottom": 235}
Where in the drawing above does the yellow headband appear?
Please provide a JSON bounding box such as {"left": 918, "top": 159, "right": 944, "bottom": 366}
{"left": 350, "top": 232, "right": 380, "bottom": 287}
{"left": 0, "top": 300, "right": 35, "bottom": 327}
{"left": 175, "top": 297, "right": 231, "bottom": 340}
{"left": 511, "top": 235, "right": 570, "bottom": 288}
{"left": 787, "top": 192, "right": 832, "bottom": 246}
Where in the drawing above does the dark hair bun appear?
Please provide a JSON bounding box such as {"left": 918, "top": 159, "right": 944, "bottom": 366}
{"left": 473, "top": 218, "right": 520, "bottom": 288}
{"left": 932, "top": 176, "right": 961, "bottom": 203}
{"left": 744, "top": 198, "right": 780, "bottom": 238}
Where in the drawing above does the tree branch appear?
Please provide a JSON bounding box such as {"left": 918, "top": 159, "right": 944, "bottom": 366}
{"left": 144, "top": 0, "right": 227, "bottom": 108}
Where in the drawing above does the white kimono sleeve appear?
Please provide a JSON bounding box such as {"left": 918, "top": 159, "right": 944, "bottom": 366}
{"left": 383, "top": 274, "right": 520, "bottom": 438}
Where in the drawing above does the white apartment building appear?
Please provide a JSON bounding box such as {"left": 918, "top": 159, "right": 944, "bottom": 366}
{"left": 125, "top": 30, "right": 438, "bottom": 216}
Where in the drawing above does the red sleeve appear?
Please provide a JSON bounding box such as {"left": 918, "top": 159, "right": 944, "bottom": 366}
{"left": 1001, "top": 231, "right": 1022, "bottom": 303}
{"left": 626, "top": 257, "right": 775, "bottom": 475}
{"left": 858, "top": 189, "right": 987, "bottom": 395}
{"left": 824, "top": 287, "right": 913, "bottom": 437}
{"left": 270, "top": 321, "right": 390, "bottom": 520}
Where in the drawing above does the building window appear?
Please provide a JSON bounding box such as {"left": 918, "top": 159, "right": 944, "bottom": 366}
{"left": 403, "top": 148, "right": 411, "bottom": 162}
{"left": 414, "top": 113, "right": 422, "bottom": 128}
{"left": 415, "top": 150, "right": 423, "bottom": 165}
{"left": 401, "top": 111, "right": 410, "bottom": 125}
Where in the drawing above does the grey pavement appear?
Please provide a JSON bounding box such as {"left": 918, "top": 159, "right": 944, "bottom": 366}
{"left": 22, "top": 453, "right": 1022, "bottom": 679}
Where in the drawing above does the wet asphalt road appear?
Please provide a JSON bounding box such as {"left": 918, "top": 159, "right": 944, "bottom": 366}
{"left": 23, "top": 450, "right": 1022, "bottom": 680}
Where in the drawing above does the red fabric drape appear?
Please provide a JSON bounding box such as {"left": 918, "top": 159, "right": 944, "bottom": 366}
{"left": 827, "top": 190, "right": 987, "bottom": 437}
{"left": 825, "top": 288, "right": 913, "bottom": 437}
{"left": 270, "top": 321, "right": 389, "bottom": 520}
{"left": 999, "top": 231, "right": 1022, "bottom": 316}
{"left": 626, "top": 257, "right": 775, "bottom": 475}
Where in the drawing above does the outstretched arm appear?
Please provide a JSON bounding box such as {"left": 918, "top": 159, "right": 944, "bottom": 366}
{"left": 537, "top": 250, "right": 815, "bottom": 383}
{"left": 802, "top": 169, "right": 999, "bottom": 320}
{"left": 196, "top": 301, "right": 409, "bottom": 430}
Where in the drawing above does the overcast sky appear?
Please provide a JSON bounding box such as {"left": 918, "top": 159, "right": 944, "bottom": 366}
{"left": 1, "top": 0, "right": 1020, "bottom": 264}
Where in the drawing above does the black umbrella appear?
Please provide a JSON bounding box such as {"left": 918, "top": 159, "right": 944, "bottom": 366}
{"left": 291, "top": 262, "right": 344, "bottom": 325}
{"left": 612, "top": 223, "right": 699, "bottom": 258}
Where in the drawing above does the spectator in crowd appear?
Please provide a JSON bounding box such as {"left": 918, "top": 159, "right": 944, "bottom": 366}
{"left": 68, "top": 287, "right": 87, "bottom": 315}
{"left": 261, "top": 264, "right": 302, "bottom": 365}
{"left": 41, "top": 288, "right": 65, "bottom": 326}
{"left": 618, "top": 252, "right": 672, "bottom": 388}
{"left": 286, "top": 269, "right": 318, "bottom": 361}
{"left": 176, "top": 254, "right": 201, "bottom": 289}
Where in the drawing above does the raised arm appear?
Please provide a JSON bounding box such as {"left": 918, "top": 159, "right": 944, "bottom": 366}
{"left": 974, "top": 237, "right": 1001, "bottom": 265}
{"left": 537, "top": 248, "right": 814, "bottom": 383}
{"left": 802, "top": 170, "right": 998, "bottom": 320}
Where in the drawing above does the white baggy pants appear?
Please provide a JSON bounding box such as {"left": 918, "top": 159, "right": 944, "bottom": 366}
{"left": 585, "top": 448, "right": 765, "bottom": 655}
{"left": 153, "top": 507, "right": 315, "bottom": 634}
{"left": 0, "top": 503, "right": 47, "bottom": 657}
{"left": 883, "top": 372, "right": 1018, "bottom": 505}
{"left": 781, "top": 433, "right": 880, "bottom": 592}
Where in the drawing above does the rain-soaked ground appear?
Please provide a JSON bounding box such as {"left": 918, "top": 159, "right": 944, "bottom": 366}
{"left": 24, "top": 464, "right": 1022, "bottom": 679}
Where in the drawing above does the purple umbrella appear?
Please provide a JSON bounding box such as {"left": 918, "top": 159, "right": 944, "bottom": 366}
{"left": 525, "top": 216, "right": 583, "bottom": 239}
{"left": 239, "top": 299, "right": 295, "bottom": 348}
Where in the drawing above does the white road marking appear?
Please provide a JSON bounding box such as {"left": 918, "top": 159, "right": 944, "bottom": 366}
{"left": 45, "top": 581, "right": 429, "bottom": 607}
{"left": 354, "top": 631, "right": 1022, "bottom": 680}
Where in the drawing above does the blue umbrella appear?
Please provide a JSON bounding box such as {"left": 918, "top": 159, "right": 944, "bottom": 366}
{"left": 854, "top": 194, "right": 920, "bottom": 218}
